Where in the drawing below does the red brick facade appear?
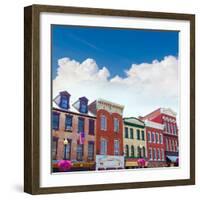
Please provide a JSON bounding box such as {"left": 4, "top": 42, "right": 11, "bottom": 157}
{"left": 96, "top": 109, "right": 124, "bottom": 156}
{"left": 142, "top": 108, "right": 179, "bottom": 166}
{"left": 145, "top": 124, "right": 166, "bottom": 167}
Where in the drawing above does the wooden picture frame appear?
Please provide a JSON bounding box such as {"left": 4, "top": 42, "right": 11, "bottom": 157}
{"left": 24, "top": 4, "right": 195, "bottom": 194}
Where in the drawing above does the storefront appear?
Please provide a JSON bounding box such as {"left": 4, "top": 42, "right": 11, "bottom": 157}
{"left": 125, "top": 158, "right": 148, "bottom": 169}
{"left": 96, "top": 155, "right": 124, "bottom": 170}
{"left": 166, "top": 152, "right": 179, "bottom": 167}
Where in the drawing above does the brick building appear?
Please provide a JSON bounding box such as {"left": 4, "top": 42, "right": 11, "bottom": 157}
{"left": 89, "top": 99, "right": 124, "bottom": 170}
{"left": 123, "top": 117, "right": 147, "bottom": 168}
{"left": 52, "top": 91, "right": 96, "bottom": 171}
{"left": 144, "top": 120, "right": 166, "bottom": 168}
{"left": 141, "top": 108, "right": 179, "bottom": 167}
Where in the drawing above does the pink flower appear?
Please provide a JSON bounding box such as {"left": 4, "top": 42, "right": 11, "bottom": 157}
{"left": 137, "top": 158, "right": 146, "bottom": 167}
{"left": 58, "top": 160, "right": 72, "bottom": 172}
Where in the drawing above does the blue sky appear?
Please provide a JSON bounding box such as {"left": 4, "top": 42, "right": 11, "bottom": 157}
{"left": 52, "top": 25, "right": 178, "bottom": 79}
{"left": 52, "top": 25, "right": 179, "bottom": 118}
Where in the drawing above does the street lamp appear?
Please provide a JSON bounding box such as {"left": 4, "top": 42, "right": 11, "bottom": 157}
{"left": 63, "top": 138, "right": 68, "bottom": 160}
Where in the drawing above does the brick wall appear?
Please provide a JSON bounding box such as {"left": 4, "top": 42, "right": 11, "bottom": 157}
{"left": 52, "top": 109, "right": 96, "bottom": 161}
{"left": 96, "top": 109, "right": 123, "bottom": 156}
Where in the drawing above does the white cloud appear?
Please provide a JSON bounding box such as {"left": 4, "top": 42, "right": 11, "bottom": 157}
{"left": 53, "top": 56, "right": 178, "bottom": 117}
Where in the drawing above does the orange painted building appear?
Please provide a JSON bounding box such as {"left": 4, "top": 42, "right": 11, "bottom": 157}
{"left": 52, "top": 91, "right": 96, "bottom": 171}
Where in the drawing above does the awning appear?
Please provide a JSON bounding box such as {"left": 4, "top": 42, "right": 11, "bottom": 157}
{"left": 167, "top": 156, "right": 178, "bottom": 163}
{"left": 125, "top": 161, "right": 138, "bottom": 167}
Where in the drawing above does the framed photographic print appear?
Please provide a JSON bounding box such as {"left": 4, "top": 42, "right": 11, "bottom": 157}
{"left": 24, "top": 4, "right": 195, "bottom": 194}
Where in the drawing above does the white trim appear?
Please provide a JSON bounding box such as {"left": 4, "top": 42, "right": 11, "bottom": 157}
{"left": 145, "top": 120, "right": 164, "bottom": 130}
{"left": 160, "top": 108, "right": 177, "bottom": 117}
{"left": 97, "top": 98, "right": 124, "bottom": 109}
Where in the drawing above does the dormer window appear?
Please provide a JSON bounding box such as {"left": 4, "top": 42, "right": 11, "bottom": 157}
{"left": 60, "top": 95, "right": 69, "bottom": 109}
{"left": 79, "top": 97, "right": 88, "bottom": 114}
{"left": 80, "top": 101, "right": 87, "bottom": 113}
{"left": 53, "top": 91, "right": 71, "bottom": 109}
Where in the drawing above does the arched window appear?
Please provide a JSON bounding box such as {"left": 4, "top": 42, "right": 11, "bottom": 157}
{"left": 168, "top": 123, "right": 171, "bottom": 133}
{"left": 153, "top": 148, "right": 157, "bottom": 160}
{"left": 149, "top": 148, "right": 153, "bottom": 160}
{"left": 100, "top": 139, "right": 107, "bottom": 155}
{"left": 157, "top": 149, "right": 160, "bottom": 160}
{"left": 137, "top": 129, "right": 140, "bottom": 140}
{"left": 100, "top": 115, "right": 107, "bottom": 131}
{"left": 125, "top": 145, "right": 129, "bottom": 158}
{"left": 131, "top": 145, "right": 134, "bottom": 157}
{"left": 137, "top": 146, "right": 141, "bottom": 158}
{"left": 169, "top": 139, "right": 172, "bottom": 151}
{"left": 142, "top": 147, "right": 146, "bottom": 158}
{"left": 172, "top": 140, "right": 175, "bottom": 152}
{"left": 161, "top": 149, "right": 165, "bottom": 161}
{"left": 148, "top": 131, "right": 151, "bottom": 142}
{"left": 174, "top": 125, "right": 177, "bottom": 135}
{"left": 166, "top": 138, "right": 169, "bottom": 151}
{"left": 160, "top": 134, "right": 163, "bottom": 144}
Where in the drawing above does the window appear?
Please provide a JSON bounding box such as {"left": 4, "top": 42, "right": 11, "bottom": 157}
{"left": 137, "top": 146, "right": 141, "bottom": 158}
{"left": 171, "top": 124, "right": 174, "bottom": 134}
{"left": 156, "top": 133, "right": 159, "bottom": 143}
{"left": 151, "top": 132, "right": 155, "bottom": 143}
{"left": 169, "top": 139, "right": 172, "bottom": 151}
{"left": 141, "top": 130, "right": 145, "bottom": 140}
{"left": 137, "top": 129, "right": 140, "bottom": 140}
{"left": 157, "top": 149, "right": 160, "bottom": 160}
{"left": 64, "top": 140, "right": 71, "bottom": 160}
{"left": 164, "top": 122, "right": 167, "bottom": 132}
{"left": 114, "top": 140, "right": 120, "bottom": 155}
{"left": 76, "top": 143, "right": 83, "bottom": 161}
{"left": 153, "top": 148, "right": 157, "bottom": 160}
{"left": 78, "top": 117, "right": 84, "bottom": 133}
{"left": 148, "top": 131, "right": 151, "bottom": 142}
{"left": 100, "top": 115, "right": 107, "bottom": 131}
{"left": 130, "top": 128, "right": 134, "bottom": 139}
{"left": 167, "top": 123, "right": 171, "bottom": 133}
{"left": 174, "top": 125, "right": 177, "bottom": 135}
{"left": 174, "top": 140, "right": 177, "bottom": 151}
{"left": 142, "top": 147, "right": 146, "bottom": 158}
{"left": 160, "top": 134, "right": 163, "bottom": 144}
{"left": 52, "top": 139, "right": 58, "bottom": 160}
{"left": 161, "top": 149, "right": 165, "bottom": 161}
{"left": 52, "top": 112, "right": 59, "bottom": 130}
{"left": 80, "top": 101, "right": 87, "bottom": 113}
{"left": 89, "top": 119, "right": 95, "bottom": 135}
{"left": 125, "top": 145, "right": 129, "bottom": 157}
{"left": 131, "top": 145, "right": 135, "bottom": 157}
{"left": 88, "top": 142, "right": 94, "bottom": 161}
{"left": 149, "top": 148, "right": 152, "bottom": 160}
{"left": 114, "top": 118, "right": 119, "bottom": 132}
{"left": 65, "top": 115, "right": 73, "bottom": 131}
{"left": 60, "top": 95, "right": 69, "bottom": 109}
{"left": 125, "top": 127, "right": 129, "bottom": 138}
{"left": 100, "top": 139, "right": 107, "bottom": 155}
{"left": 172, "top": 140, "right": 175, "bottom": 152}
{"left": 166, "top": 138, "right": 169, "bottom": 151}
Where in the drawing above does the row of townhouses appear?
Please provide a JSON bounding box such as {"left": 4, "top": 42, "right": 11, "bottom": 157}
{"left": 52, "top": 91, "right": 179, "bottom": 172}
